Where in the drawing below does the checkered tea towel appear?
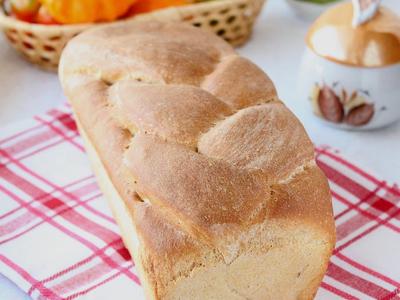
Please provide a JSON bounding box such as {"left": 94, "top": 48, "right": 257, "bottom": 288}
{"left": 0, "top": 105, "right": 399, "bottom": 300}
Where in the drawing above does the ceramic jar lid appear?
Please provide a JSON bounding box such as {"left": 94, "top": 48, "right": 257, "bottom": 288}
{"left": 306, "top": 2, "right": 400, "bottom": 67}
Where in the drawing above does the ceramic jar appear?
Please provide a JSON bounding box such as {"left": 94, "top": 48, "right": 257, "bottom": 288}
{"left": 299, "top": 2, "right": 400, "bottom": 130}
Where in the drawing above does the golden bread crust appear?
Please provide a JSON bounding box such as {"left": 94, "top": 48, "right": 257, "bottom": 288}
{"left": 60, "top": 21, "right": 335, "bottom": 300}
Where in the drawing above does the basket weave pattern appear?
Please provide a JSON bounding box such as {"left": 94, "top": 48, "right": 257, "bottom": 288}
{"left": 0, "top": 0, "right": 265, "bottom": 71}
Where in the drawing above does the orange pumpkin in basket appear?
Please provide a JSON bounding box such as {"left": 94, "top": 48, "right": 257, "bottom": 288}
{"left": 38, "top": 0, "right": 138, "bottom": 24}
{"left": 129, "top": 0, "right": 190, "bottom": 14}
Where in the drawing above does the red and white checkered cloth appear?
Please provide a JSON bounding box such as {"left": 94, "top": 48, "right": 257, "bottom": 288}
{"left": 0, "top": 105, "right": 399, "bottom": 300}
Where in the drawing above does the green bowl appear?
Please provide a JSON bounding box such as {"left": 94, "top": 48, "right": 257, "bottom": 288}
{"left": 285, "top": 0, "right": 343, "bottom": 20}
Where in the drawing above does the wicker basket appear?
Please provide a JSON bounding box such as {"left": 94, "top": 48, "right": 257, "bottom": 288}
{"left": 0, "top": 0, "right": 265, "bottom": 71}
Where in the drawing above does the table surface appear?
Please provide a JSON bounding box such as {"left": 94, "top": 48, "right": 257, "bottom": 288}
{"left": 0, "top": 0, "right": 399, "bottom": 299}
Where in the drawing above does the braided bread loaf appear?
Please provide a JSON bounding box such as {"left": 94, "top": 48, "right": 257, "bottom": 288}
{"left": 60, "top": 21, "right": 335, "bottom": 300}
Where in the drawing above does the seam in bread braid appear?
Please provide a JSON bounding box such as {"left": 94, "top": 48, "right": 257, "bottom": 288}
{"left": 195, "top": 97, "right": 281, "bottom": 145}
{"left": 278, "top": 160, "right": 317, "bottom": 184}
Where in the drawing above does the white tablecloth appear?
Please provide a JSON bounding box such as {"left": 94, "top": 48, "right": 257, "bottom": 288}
{"left": 0, "top": 0, "right": 399, "bottom": 298}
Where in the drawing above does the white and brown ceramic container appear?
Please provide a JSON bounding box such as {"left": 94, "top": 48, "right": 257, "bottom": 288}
{"left": 299, "top": 2, "right": 400, "bottom": 130}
